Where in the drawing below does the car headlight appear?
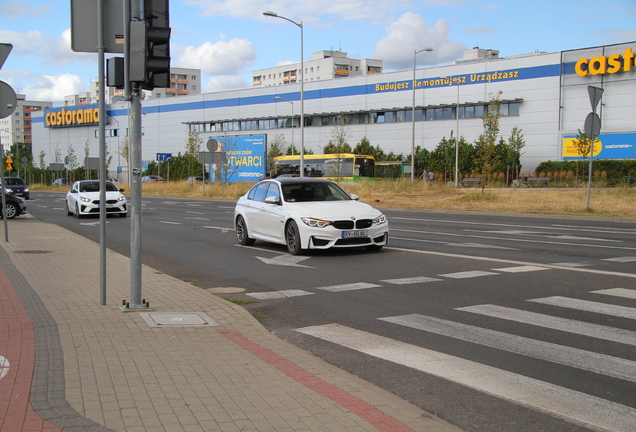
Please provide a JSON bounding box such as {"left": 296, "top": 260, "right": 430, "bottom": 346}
{"left": 373, "top": 214, "right": 387, "bottom": 225}
{"left": 301, "top": 217, "right": 332, "bottom": 228}
{"left": 117, "top": 196, "right": 125, "bottom": 202}
{"left": 5, "top": 188, "right": 13, "bottom": 193}
{"left": 80, "top": 196, "right": 92, "bottom": 203}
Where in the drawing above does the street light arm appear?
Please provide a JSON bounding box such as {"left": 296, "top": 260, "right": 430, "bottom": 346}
{"left": 263, "top": 11, "right": 302, "bottom": 28}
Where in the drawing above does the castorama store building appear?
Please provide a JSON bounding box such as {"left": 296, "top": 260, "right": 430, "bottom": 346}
{"left": 32, "top": 41, "right": 636, "bottom": 182}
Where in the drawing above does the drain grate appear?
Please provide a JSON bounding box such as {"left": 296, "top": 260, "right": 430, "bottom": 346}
{"left": 14, "top": 250, "right": 53, "bottom": 254}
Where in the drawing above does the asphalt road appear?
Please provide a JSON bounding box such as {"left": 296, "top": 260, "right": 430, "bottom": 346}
{"left": 22, "top": 191, "right": 636, "bottom": 432}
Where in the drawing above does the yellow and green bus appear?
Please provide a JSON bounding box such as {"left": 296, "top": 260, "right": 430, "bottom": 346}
{"left": 272, "top": 154, "right": 375, "bottom": 181}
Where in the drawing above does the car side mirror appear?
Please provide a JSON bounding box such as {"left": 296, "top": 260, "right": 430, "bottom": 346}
{"left": 264, "top": 196, "right": 281, "bottom": 205}
{"left": 349, "top": 193, "right": 360, "bottom": 201}
{"left": 119, "top": 188, "right": 125, "bottom": 193}
{"left": 70, "top": 189, "right": 77, "bottom": 193}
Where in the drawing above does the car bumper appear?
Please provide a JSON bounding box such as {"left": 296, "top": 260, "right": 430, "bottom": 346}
{"left": 79, "top": 202, "right": 127, "bottom": 215}
{"left": 302, "top": 225, "right": 389, "bottom": 250}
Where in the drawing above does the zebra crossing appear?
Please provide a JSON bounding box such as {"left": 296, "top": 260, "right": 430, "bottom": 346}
{"left": 294, "top": 287, "right": 636, "bottom": 432}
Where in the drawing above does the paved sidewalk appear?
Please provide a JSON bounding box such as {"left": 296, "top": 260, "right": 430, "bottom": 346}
{"left": 0, "top": 218, "right": 462, "bottom": 432}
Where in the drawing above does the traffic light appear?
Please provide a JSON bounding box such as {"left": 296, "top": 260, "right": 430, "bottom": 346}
{"left": 130, "top": 0, "right": 171, "bottom": 90}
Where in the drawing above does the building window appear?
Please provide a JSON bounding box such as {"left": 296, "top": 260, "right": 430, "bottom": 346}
{"left": 191, "top": 75, "right": 196, "bottom": 80}
{"left": 317, "top": 66, "right": 320, "bottom": 71}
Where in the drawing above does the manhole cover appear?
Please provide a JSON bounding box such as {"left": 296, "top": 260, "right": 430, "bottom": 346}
{"left": 14, "top": 250, "right": 53, "bottom": 254}
{"left": 139, "top": 312, "right": 219, "bottom": 328}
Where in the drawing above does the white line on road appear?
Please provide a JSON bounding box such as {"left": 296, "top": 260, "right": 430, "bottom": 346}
{"left": 385, "top": 246, "right": 636, "bottom": 279}
{"left": 247, "top": 290, "right": 314, "bottom": 300}
{"left": 314, "top": 282, "right": 382, "bottom": 292}
{"left": 529, "top": 296, "right": 636, "bottom": 320}
{"left": 381, "top": 276, "right": 442, "bottom": 285}
{"left": 295, "top": 323, "right": 636, "bottom": 432}
{"left": 379, "top": 314, "right": 636, "bottom": 382}
{"left": 456, "top": 304, "right": 636, "bottom": 346}
{"left": 439, "top": 270, "right": 498, "bottom": 279}
{"left": 592, "top": 288, "right": 636, "bottom": 299}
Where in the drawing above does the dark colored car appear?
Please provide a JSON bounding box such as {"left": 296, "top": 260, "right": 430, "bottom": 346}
{"left": 1, "top": 177, "right": 29, "bottom": 200}
{"left": 1, "top": 190, "right": 27, "bottom": 219}
{"left": 52, "top": 178, "right": 71, "bottom": 186}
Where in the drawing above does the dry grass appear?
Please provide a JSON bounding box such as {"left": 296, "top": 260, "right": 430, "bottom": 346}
{"left": 36, "top": 180, "right": 636, "bottom": 219}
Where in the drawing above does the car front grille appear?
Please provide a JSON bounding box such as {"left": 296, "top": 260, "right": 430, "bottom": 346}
{"left": 332, "top": 219, "right": 373, "bottom": 229}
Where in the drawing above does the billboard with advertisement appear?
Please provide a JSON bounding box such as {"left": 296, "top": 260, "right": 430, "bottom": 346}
{"left": 562, "top": 132, "right": 636, "bottom": 160}
{"left": 208, "top": 134, "right": 266, "bottom": 183}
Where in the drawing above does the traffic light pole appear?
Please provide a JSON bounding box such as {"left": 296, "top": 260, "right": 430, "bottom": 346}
{"left": 97, "top": 0, "right": 107, "bottom": 305}
{"left": 124, "top": 0, "right": 147, "bottom": 310}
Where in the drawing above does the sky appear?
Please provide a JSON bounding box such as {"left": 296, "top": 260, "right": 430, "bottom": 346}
{"left": 0, "top": 0, "right": 635, "bottom": 104}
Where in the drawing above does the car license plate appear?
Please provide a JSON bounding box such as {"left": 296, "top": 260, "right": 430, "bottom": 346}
{"left": 342, "top": 230, "right": 367, "bottom": 238}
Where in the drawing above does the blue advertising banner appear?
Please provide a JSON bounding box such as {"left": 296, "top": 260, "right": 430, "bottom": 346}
{"left": 563, "top": 132, "right": 636, "bottom": 160}
{"left": 209, "top": 134, "right": 266, "bottom": 183}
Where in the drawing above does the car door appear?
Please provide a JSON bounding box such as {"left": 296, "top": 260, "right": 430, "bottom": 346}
{"left": 258, "top": 183, "right": 286, "bottom": 241}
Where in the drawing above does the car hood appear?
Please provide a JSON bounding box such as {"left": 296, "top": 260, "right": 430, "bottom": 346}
{"left": 287, "top": 200, "right": 381, "bottom": 220}
{"left": 74, "top": 191, "right": 125, "bottom": 199}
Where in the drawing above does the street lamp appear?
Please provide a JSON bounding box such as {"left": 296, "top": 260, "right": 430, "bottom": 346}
{"left": 264, "top": 11, "right": 305, "bottom": 177}
{"left": 275, "top": 96, "right": 295, "bottom": 155}
{"left": 411, "top": 47, "right": 433, "bottom": 183}
{"left": 441, "top": 77, "right": 461, "bottom": 187}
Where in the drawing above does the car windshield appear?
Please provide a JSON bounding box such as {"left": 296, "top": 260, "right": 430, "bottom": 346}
{"left": 1, "top": 178, "right": 24, "bottom": 186}
{"left": 78, "top": 181, "right": 119, "bottom": 192}
{"left": 282, "top": 182, "right": 351, "bottom": 202}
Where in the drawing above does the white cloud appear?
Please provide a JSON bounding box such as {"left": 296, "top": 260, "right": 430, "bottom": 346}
{"left": 178, "top": 38, "right": 256, "bottom": 76}
{"left": 203, "top": 75, "right": 250, "bottom": 93}
{"left": 373, "top": 12, "right": 466, "bottom": 70}
{"left": 0, "top": 28, "right": 94, "bottom": 66}
{"left": 24, "top": 74, "right": 86, "bottom": 102}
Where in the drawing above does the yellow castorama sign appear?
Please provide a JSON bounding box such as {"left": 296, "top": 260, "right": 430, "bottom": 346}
{"left": 45, "top": 105, "right": 100, "bottom": 127}
{"left": 575, "top": 48, "right": 635, "bottom": 76}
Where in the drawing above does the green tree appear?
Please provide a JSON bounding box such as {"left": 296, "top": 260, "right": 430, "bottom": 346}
{"left": 267, "top": 134, "right": 287, "bottom": 175}
{"left": 353, "top": 136, "right": 374, "bottom": 155}
{"left": 323, "top": 114, "right": 352, "bottom": 154}
{"left": 474, "top": 91, "right": 503, "bottom": 175}
{"left": 507, "top": 126, "right": 525, "bottom": 181}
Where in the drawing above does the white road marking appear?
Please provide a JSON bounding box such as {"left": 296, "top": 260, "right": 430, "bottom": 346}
{"left": 381, "top": 276, "right": 442, "bottom": 285}
{"left": 314, "top": 282, "right": 381, "bottom": 292}
{"left": 379, "top": 314, "right": 636, "bottom": 383}
{"left": 158, "top": 220, "right": 182, "bottom": 225}
{"left": 456, "top": 304, "right": 636, "bottom": 346}
{"left": 529, "top": 296, "right": 636, "bottom": 320}
{"left": 438, "top": 270, "right": 498, "bottom": 279}
{"left": 548, "top": 262, "right": 590, "bottom": 267}
{"left": 491, "top": 265, "right": 549, "bottom": 273}
{"left": 247, "top": 290, "right": 314, "bottom": 300}
{"left": 603, "top": 256, "right": 636, "bottom": 262}
{"left": 203, "top": 225, "right": 234, "bottom": 231}
{"left": 256, "top": 255, "right": 313, "bottom": 268}
{"left": 386, "top": 246, "right": 636, "bottom": 279}
{"left": 295, "top": 323, "right": 636, "bottom": 432}
{"left": 592, "top": 288, "right": 636, "bottom": 300}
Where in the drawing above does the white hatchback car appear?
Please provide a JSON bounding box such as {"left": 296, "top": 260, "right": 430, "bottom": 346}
{"left": 234, "top": 178, "right": 388, "bottom": 254}
{"left": 66, "top": 180, "right": 127, "bottom": 217}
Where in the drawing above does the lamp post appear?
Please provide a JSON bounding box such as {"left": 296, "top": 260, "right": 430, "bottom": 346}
{"left": 411, "top": 47, "right": 433, "bottom": 183}
{"left": 264, "top": 11, "right": 304, "bottom": 177}
{"left": 275, "top": 96, "right": 295, "bottom": 155}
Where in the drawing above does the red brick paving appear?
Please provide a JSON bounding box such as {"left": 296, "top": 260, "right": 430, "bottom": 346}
{"left": 0, "top": 267, "right": 63, "bottom": 432}
{"left": 221, "top": 329, "right": 418, "bottom": 432}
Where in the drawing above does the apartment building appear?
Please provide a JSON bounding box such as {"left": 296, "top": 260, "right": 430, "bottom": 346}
{"left": 0, "top": 94, "right": 52, "bottom": 149}
{"left": 253, "top": 50, "right": 382, "bottom": 86}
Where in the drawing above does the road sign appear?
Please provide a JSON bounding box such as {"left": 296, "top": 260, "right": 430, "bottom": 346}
{"left": 156, "top": 153, "right": 172, "bottom": 162}
{"left": 588, "top": 86, "right": 604, "bottom": 112}
{"left": 584, "top": 112, "right": 601, "bottom": 139}
{"left": 70, "top": 0, "right": 125, "bottom": 53}
{"left": 0, "top": 81, "right": 17, "bottom": 119}
{"left": 0, "top": 44, "right": 12, "bottom": 69}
